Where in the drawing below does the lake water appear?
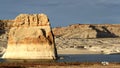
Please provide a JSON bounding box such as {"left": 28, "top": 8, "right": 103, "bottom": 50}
{"left": 58, "top": 54, "right": 120, "bottom": 63}
{"left": 0, "top": 54, "right": 120, "bottom": 63}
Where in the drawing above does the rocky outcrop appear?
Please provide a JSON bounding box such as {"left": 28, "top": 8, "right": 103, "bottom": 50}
{"left": 2, "top": 14, "right": 57, "bottom": 59}
{"left": 0, "top": 20, "right": 13, "bottom": 40}
{"left": 53, "top": 24, "right": 120, "bottom": 38}
{"left": 0, "top": 20, "right": 13, "bottom": 30}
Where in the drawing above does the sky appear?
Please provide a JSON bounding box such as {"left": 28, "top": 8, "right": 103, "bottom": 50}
{"left": 0, "top": 0, "right": 120, "bottom": 27}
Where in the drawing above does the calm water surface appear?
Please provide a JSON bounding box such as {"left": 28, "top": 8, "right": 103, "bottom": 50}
{"left": 58, "top": 54, "right": 120, "bottom": 62}
{"left": 0, "top": 54, "right": 120, "bottom": 63}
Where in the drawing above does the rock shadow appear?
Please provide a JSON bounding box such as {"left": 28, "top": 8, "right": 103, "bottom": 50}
{"left": 109, "top": 53, "right": 120, "bottom": 55}
{"left": 41, "top": 29, "right": 46, "bottom": 37}
{"left": 0, "top": 22, "right": 5, "bottom": 35}
{"left": 90, "top": 25, "right": 118, "bottom": 38}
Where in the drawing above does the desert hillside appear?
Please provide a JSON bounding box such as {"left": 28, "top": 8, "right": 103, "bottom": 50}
{"left": 53, "top": 24, "right": 120, "bottom": 38}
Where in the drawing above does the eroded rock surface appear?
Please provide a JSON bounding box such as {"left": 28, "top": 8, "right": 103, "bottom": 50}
{"left": 2, "top": 14, "right": 57, "bottom": 59}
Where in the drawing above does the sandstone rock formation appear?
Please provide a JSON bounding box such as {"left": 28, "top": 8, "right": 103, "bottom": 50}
{"left": 2, "top": 14, "right": 57, "bottom": 59}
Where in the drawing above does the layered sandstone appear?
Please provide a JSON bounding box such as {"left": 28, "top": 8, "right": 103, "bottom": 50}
{"left": 2, "top": 14, "right": 57, "bottom": 59}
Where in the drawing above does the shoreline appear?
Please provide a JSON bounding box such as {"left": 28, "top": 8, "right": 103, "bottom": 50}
{"left": 0, "top": 62, "right": 120, "bottom": 68}
{"left": 57, "top": 48, "right": 102, "bottom": 55}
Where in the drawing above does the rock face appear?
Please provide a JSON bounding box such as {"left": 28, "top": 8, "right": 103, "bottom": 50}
{"left": 2, "top": 14, "right": 57, "bottom": 59}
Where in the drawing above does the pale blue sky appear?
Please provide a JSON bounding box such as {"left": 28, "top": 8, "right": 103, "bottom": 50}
{"left": 0, "top": 0, "right": 120, "bottom": 27}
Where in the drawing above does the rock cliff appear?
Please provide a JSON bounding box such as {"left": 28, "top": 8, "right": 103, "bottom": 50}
{"left": 2, "top": 14, "right": 57, "bottom": 59}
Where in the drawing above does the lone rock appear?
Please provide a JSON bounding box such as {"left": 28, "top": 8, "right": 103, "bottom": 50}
{"left": 2, "top": 14, "right": 57, "bottom": 59}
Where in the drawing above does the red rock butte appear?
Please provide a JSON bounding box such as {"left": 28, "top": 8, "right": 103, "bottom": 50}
{"left": 2, "top": 14, "right": 57, "bottom": 59}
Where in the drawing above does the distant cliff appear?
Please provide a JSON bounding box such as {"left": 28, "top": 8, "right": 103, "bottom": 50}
{"left": 0, "top": 20, "right": 13, "bottom": 40}
{"left": 0, "top": 20, "right": 13, "bottom": 30}
{"left": 53, "top": 24, "right": 120, "bottom": 38}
